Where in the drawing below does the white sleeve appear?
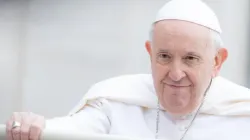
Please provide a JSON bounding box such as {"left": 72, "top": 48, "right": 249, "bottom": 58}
{"left": 45, "top": 99, "right": 111, "bottom": 134}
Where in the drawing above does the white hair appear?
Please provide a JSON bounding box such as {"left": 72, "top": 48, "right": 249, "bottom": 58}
{"left": 149, "top": 25, "right": 223, "bottom": 51}
{"left": 210, "top": 29, "right": 223, "bottom": 50}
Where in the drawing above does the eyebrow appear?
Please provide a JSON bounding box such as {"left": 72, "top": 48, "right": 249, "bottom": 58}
{"left": 186, "top": 52, "right": 201, "bottom": 57}
{"left": 157, "top": 49, "right": 170, "bottom": 53}
{"left": 157, "top": 49, "right": 201, "bottom": 57}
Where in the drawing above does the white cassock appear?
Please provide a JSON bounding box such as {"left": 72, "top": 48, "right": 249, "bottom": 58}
{"left": 46, "top": 74, "right": 250, "bottom": 140}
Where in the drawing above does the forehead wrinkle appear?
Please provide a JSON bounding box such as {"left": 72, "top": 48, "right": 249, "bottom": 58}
{"left": 153, "top": 22, "right": 213, "bottom": 55}
{"left": 155, "top": 34, "right": 208, "bottom": 50}
{"left": 153, "top": 20, "right": 211, "bottom": 42}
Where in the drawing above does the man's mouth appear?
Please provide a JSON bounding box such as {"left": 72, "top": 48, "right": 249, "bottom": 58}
{"left": 166, "top": 84, "right": 190, "bottom": 88}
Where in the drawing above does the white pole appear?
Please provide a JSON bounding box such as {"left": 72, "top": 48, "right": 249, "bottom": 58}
{"left": 0, "top": 124, "right": 151, "bottom": 140}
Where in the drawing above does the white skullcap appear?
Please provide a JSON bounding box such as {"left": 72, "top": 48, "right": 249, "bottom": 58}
{"left": 154, "top": 0, "right": 222, "bottom": 33}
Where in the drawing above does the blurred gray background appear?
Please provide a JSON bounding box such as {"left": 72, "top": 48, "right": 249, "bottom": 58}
{"left": 0, "top": 0, "right": 250, "bottom": 123}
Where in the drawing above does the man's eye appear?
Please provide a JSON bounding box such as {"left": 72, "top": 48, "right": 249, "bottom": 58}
{"left": 185, "top": 56, "right": 199, "bottom": 61}
{"left": 157, "top": 53, "right": 171, "bottom": 64}
{"left": 159, "top": 54, "right": 170, "bottom": 59}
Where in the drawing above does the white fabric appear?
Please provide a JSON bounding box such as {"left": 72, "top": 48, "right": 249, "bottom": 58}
{"left": 49, "top": 101, "right": 250, "bottom": 139}
{"left": 45, "top": 74, "right": 250, "bottom": 139}
{"left": 154, "top": 0, "right": 222, "bottom": 33}
{"left": 47, "top": 96, "right": 250, "bottom": 140}
{"left": 68, "top": 74, "right": 250, "bottom": 116}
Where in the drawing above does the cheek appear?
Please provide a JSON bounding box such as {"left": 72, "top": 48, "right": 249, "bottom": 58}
{"left": 189, "top": 63, "right": 213, "bottom": 81}
{"left": 188, "top": 66, "right": 213, "bottom": 96}
{"left": 189, "top": 70, "right": 202, "bottom": 86}
{"left": 152, "top": 63, "right": 168, "bottom": 78}
{"left": 151, "top": 64, "right": 169, "bottom": 95}
{"left": 154, "top": 65, "right": 168, "bottom": 86}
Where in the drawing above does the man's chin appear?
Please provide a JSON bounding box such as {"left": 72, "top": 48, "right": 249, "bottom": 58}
{"left": 165, "top": 106, "right": 193, "bottom": 116}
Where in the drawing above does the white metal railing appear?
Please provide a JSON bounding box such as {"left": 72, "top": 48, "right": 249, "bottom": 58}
{"left": 0, "top": 124, "right": 151, "bottom": 140}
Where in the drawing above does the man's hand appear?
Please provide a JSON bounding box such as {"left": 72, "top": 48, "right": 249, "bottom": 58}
{"left": 6, "top": 112, "right": 45, "bottom": 140}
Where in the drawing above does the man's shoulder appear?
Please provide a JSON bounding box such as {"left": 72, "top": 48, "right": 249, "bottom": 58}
{"left": 213, "top": 76, "right": 250, "bottom": 93}
{"left": 84, "top": 73, "right": 156, "bottom": 102}
{"left": 69, "top": 74, "right": 156, "bottom": 116}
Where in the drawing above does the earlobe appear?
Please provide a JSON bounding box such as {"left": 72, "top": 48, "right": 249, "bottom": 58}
{"left": 213, "top": 48, "right": 228, "bottom": 76}
{"left": 145, "top": 40, "right": 152, "bottom": 57}
{"left": 217, "top": 48, "right": 228, "bottom": 66}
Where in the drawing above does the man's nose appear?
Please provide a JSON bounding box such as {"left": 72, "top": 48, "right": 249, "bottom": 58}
{"left": 168, "top": 63, "right": 186, "bottom": 82}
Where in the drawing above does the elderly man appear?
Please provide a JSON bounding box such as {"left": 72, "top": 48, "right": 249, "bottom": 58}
{"left": 6, "top": 0, "right": 250, "bottom": 140}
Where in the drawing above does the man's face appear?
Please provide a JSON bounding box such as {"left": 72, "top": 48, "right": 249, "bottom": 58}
{"left": 146, "top": 20, "right": 226, "bottom": 116}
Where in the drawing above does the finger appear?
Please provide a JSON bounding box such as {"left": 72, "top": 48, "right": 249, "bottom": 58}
{"left": 6, "top": 115, "right": 14, "bottom": 140}
{"left": 20, "top": 123, "right": 30, "bottom": 140}
{"left": 11, "top": 112, "right": 22, "bottom": 140}
{"left": 29, "top": 116, "right": 45, "bottom": 140}
{"left": 20, "top": 112, "right": 33, "bottom": 140}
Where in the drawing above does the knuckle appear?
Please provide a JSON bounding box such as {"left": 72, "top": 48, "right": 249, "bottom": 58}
{"left": 12, "top": 128, "right": 20, "bottom": 135}
{"left": 7, "top": 127, "right": 12, "bottom": 132}
{"left": 30, "top": 123, "right": 41, "bottom": 131}
{"left": 21, "top": 127, "right": 30, "bottom": 135}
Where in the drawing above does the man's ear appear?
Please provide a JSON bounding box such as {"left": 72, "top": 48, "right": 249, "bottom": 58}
{"left": 213, "top": 48, "right": 228, "bottom": 77}
{"left": 145, "top": 40, "right": 152, "bottom": 59}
